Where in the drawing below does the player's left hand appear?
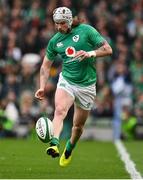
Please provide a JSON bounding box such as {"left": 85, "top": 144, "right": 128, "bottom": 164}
{"left": 74, "top": 50, "right": 90, "bottom": 61}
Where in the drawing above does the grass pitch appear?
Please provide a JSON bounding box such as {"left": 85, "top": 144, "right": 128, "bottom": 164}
{"left": 125, "top": 140, "right": 143, "bottom": 175}
{"left": 0, "top": 138, "right": 131, "bottom": 179}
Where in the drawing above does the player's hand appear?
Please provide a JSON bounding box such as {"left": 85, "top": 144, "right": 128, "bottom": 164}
{"left": 35, "top": 88, "right": 45, "bottom": 100}
{"left": 74, "top": 50, "right": 90, "bottom": 61}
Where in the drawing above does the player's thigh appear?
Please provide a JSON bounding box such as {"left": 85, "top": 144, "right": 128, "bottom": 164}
{"left": 73, "top": 105, "right": 90, "bottom": 127}
{"left": 55, "top": 88, "right": 74, "bottom": 111}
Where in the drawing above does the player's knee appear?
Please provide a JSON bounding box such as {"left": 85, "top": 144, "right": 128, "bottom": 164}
{"left": 55, "top": 105, "right": 67, "bottom": 117}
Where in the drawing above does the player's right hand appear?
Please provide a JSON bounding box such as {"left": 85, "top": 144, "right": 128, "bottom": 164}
{"left": 35, "top": 88, "right": 45, "bottom": 100}
{"left": 74, "top": 50, "right": 90, "bottom": 61}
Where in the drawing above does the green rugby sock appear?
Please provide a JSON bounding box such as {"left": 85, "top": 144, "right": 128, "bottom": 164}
{"left": 64, "top": 140, "right": 76, "bottom": 158}
{"left": 66, "top": 139, "right": 75, "bottom": 152}
{"left": 50, "top": 137, "right": 59, "bottom": 147}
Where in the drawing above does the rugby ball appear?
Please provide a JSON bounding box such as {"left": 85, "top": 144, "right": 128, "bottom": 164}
{"left": 35, "top": 117, "right": 53, "bottom": 143}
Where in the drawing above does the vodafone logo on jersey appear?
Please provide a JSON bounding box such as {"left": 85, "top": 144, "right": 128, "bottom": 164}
{"left": 65, "top": 46, "right": 76, "bottom": 57}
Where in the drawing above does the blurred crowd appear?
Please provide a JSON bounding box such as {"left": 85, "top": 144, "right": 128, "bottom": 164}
{"left": 0, "top": 0, "right": 143, "bottom": 140}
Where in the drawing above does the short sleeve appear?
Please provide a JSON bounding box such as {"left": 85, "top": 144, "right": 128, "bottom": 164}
{"left": 46, "top": 40, "right": 57, "bottom": 61}
{"left": 87, "top": 25, "right": 105, "bottom": 48}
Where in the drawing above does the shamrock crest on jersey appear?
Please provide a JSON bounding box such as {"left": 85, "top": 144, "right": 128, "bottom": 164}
{"left": 72, "top": 35, "right": 79, "bottom": 42}
{"left": 65, "top": 46, "right": 76, "bottom": 57}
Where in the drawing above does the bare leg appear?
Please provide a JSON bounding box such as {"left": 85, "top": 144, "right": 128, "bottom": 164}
{"left": 70, "top": 105, "right": 90, "bottom": 145}
{"left": 59, "top": 105, "right": 90, "bottom": 165}
{"left": 53, "top": 88, "right": 74, "bottom": 139}
{"left": 47, "top": 88, "right": 74, "bottom": 157}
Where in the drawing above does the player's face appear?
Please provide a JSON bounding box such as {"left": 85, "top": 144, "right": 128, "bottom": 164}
{"left": 55, "top": 21, "right": 69, "bottom": 33}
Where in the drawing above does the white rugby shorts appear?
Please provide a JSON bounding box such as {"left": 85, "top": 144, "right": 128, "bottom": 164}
{"left": 57, "top": 73, "right": 96, "bottom": 110}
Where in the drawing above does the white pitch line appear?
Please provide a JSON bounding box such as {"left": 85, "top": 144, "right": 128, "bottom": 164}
{"left": 115, "top": 140, "right": 142, "bottom": 180}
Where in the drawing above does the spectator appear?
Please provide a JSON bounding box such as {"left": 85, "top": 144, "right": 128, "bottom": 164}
{"left": 121, "top": 106, "right": 137, "bottom": 140}
{"left": 110, "top": 61, "right": 133, "bottom": 139}
{"left": 0, "top": 0, "right": 143, "bottom": 140}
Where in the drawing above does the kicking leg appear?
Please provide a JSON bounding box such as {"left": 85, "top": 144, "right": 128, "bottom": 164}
{"left": 47, "top": 88, "right": 74, "bottom": 158}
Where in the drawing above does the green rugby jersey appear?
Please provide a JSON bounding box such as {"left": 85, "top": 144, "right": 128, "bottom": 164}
{"left": 46, "top": 23, "right": 105, "bottom": 86}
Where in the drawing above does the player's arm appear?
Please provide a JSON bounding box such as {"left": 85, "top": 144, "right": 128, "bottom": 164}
{"left": 35, "top": 56, "right": 53, "bottom": 100}
{"left": 74, "top": 40, "right": 112, "bottom": 60}
{"left": 39, "top": 56, "right": 53, "bottom": 90}
{"left": 92, "top": 40, "right": 112, "bottom": 57}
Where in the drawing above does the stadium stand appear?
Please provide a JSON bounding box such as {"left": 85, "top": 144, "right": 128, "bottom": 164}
{"left": 0, "top": 0, "right": 143, "bottom": 140}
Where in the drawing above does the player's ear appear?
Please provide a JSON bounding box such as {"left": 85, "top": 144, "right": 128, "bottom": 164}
{"left": 53, "top": 8, "right": 57, "bottom": 15}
